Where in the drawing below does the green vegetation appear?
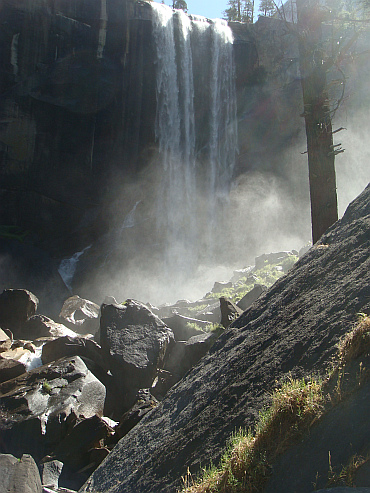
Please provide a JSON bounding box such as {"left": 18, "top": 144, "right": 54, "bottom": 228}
{"left": 42, "top": 381, "right": 52, "bottom": 394}
{"left": 182, "top": 377, "right": 323, "bottom": 493}
{"left": 181, "top": 315, "right": 370, "bottom": 493}
{"left": 205, "top": 256, "right": 298, "bottom": 304}
{"left": 185, "top": 322, "right": 225, "bottom": 335}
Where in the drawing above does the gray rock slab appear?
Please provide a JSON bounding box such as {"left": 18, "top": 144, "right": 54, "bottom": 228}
{"left": 236, "top": 283, "right": 266, "bottom": 311}
{"left": 0, "top": 453, "right": 42, "bottom": 493}
{"left": 0, "top": 356, "right": 106, "bottom": 461}
{"left": 79, "top": 184, "right": 370, "bottom": 493}
{"left": 40, "top": 459, "right": 64, "bottom": 489}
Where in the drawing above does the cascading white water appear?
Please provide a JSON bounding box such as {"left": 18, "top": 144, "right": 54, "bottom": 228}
{"left": 151, "top": 3, "right": 237, "bottom": 275}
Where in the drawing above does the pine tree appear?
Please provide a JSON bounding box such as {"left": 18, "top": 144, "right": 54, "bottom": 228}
{"left": 259, "top": 0, "right": 277, "bottom": 17}
{"left": 224, "top": 0, "right": 254, "bottom": 22}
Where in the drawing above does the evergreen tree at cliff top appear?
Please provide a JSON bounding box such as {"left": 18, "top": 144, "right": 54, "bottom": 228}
{"left": 223, "top": 0, "right": 254, "bottom": 22}
{"left": 259, "top": 0, "right": 277, "bottom": 16}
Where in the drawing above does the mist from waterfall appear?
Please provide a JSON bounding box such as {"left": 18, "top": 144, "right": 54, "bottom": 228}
{"left": 151, "top": 3, "right": 237, "bottom": 277}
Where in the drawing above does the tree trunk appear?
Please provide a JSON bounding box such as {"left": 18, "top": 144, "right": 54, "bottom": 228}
{"left": 296, "top": 0, "right": 338, "bottom": 244}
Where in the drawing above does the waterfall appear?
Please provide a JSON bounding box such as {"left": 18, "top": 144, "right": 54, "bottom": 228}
{"left": 150, "top": 3, "right": 237, "bottom": 276}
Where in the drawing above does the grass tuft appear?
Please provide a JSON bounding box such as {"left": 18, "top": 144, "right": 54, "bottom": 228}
{"left": 181, "top": 377, "right": 323, "bottom": 493}
{"left": 338, "top": 315, "right": 370, "bottom": 365}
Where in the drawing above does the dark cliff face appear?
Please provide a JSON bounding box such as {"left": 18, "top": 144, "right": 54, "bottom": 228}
{"left": 0, "top": 0, "right": 300, "bottom": 254}
{"left": 0, "top": 0, "right": 158, "bottom": 249}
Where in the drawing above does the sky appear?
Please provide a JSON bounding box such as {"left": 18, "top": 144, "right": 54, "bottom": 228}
{"left": 156, "top": 0, "right": 263, "bottom": 20}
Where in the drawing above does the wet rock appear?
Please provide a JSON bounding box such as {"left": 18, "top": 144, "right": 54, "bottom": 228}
{"left": 0, "top": 289, "right": 39, "bottom": 337}
{"left": 219, "top": 296, "right": 243, "bottom": 328}
{"left": 59, "top": 296, "right": 100, "bottom": 335}
{"left": 0, "top": 453, "right": 42, "bottom": 493}
{"left": 236, "top": 284, "right": 267, "bottom": 311}
{"left": 0, "top": 356, "right": 106, "bottom": 462}
{"left": 0, "top": 345, "right": 34, "bottom": 364}
{"left": 99, "top": 300, "right": 174, "bottom": 413}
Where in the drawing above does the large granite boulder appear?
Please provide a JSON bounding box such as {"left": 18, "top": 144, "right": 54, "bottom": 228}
{"left": 41, "top": 336, "right": 106, "bottom": 370}
{"left": 59, "top": 296, "right": 100, "bottom": 335}
{"left": 0, "top": 289, "right": 38, "bottom": 336}
{"left": 99, "top": 300, "right": 174, "bottom": 413}
{"left": 0, "top": 453, "right": 42, "bottom": 493}
{"left": 23, "top": 315, "right": 78, "bottom": 340}
{"left": 0, "top": 358, "right": 26, "bottom": 383}
{"left": 79, "top": 185, "right": 370, "bottom": 493}
{"left": 0, "top": 356, "right": 106, "bottom": 462}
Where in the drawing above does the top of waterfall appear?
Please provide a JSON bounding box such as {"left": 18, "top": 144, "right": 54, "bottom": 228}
{"left": 150, "top": 2, "right": 231, "bottom": 26}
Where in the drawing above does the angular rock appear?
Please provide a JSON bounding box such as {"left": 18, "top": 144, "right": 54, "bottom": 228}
{"left": 150, "top": 369, "right": 178, "bottom": 401}
{"left": 51, "top": 415, "right": 113, "bottom": 471}
{"left": 0, "top": 453, "right": 42, "bottom": 493}
{"left": 0, "top": 289, "right": 39, "bottom": 337}
{"left": 0, "top": 328, "right": 10, "bottom": 342}
{"left": 115, "top": 389, "right": 159, "bottom": 440}
{"left": 99, "top": 300, "right": 174, "bottom": 412}
{"left": 40, "top": 459, "right": 64, "bottom": 489}
{"left": 236, "top": 284, "right": 267, "bottom": 311}
{"left": 0, "top": 358, "right": 26, "bottom": 383}
{"left": 161, "top": 313, "right": 208, "bottom": 341}
{"left": 41, "top": 336, "right": 107, "bottom": 370}
{"left": 164, "top": 332, "right": 220, "bottom": 381}
{"left": 0, "top": 356, "right": 106, "bottom": 462}
{"left": 79, "top": 185, "right": 370, "bottom": 493}
{"left": 59, "top": 296, "right": 100, "bottom": 335}
{"left": 24, "top": 315, "right": 78, "bottom": 340}
{"left": 219, "top": 296, "right": 243, "bottom": 328}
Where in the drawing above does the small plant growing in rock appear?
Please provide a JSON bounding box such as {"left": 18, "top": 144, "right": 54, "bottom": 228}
{"left": 42, "top": 381, "right": 52, "bottom": 394}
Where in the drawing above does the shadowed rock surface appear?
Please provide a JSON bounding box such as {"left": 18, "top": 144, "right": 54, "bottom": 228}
{"left": 0, "top": 356, "right": 106, "bottom": 462}
{"left": 79, "top": 184, "right": 370, "bottom": 493}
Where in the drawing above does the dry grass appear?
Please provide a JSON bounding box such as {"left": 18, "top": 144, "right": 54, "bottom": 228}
{"left": 338, "top": 315, "right": 370, "bottom": 365}
{"left": 181, "top": 378, "right": 323, "bottom": 493}
{"left": 328, "top": 453, "right": 369, "bottom": 486}
{"left": 181, "top": 314, "right": 370, "bottom": 493}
